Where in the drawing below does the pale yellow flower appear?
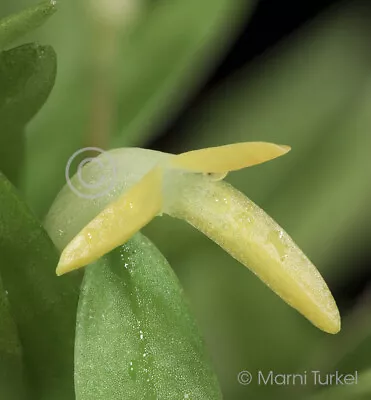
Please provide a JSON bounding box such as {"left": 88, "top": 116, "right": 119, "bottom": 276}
{"left": 47, "top": 142, "right": 340, "bottom": 334}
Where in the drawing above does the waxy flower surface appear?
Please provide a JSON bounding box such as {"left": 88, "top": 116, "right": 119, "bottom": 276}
{"left": 45, "top": 142, "right": 340, "bottom": 334}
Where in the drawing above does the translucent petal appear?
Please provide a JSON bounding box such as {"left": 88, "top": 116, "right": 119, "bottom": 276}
{"left": 56, "top": 166, "right": 163, "bottom": 275}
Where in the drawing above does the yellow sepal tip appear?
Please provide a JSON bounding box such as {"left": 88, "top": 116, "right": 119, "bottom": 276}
{"left": 55, "top": 166, "right": 163, "bottom": 275}
{"left": 170, "top": 142, "right": 291, "bottom": 173}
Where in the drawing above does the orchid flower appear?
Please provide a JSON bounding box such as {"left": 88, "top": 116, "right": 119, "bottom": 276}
{"left": 45, "top": 142, "right": 340, "bottom": 334}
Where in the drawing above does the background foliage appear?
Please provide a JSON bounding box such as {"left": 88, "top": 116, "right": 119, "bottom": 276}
{"left": 1, "top": 0, "right": 371, "bottom": 399}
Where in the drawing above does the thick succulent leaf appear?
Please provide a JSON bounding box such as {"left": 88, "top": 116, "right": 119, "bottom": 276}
{"left": 75, "top": 233, "right": 222, "bottom": 400}
{"left": 0, "top": 276, "right": 26, "bottom": 400}
{"left": 161, "top": 245, "right": 322, "bottom": 399}
{"left": 0, "top": 43, "right": 56, "bottom": 185}
{"left": 0, "top": 172, "right": 80, "bottom": 400}
{"left": 0, "top": 0, "right": 57, "bottom": 50}
{"left": 23, "top": 0, "right": 256, "bottom": 217}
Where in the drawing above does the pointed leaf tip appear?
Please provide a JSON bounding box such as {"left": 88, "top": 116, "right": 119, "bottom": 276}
{"left": 0, "top": 0, "right": 58, "bottom": 49}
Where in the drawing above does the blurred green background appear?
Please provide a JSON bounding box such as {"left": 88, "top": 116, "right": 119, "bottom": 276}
{"left": 2, "top": 0, "right": 371, "bottom": 399}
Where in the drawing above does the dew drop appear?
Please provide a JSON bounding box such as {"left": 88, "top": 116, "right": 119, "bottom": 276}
{"left": 267, "top": 230, "right": 287, "bottom": 259}
{"left": 128, "top": 360, "right": 137, "bottom": 380}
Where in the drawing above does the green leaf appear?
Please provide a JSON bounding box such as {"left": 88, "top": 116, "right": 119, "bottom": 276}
{"left": 155, "top": 242, "right": 323, "bottom": 400}
{"left": 266, "top": 80, "right": 371, "bottom": 273}
{"left": 0, "top": 43, "right": 56, "bottom": 185}
{"left": 0, "top": 275, "right": 26, "bottom": 400}
{"left": 75, "top": 233, "right": 222, "bottom": 400}
{"left": 0, "top": 0, "right": 57, "bottom": 50}
{"left": 0, "top": 172, "right": 80, "bottom": 400}
{"left": 112, "top": 0, "right": 256, "bottom": 146}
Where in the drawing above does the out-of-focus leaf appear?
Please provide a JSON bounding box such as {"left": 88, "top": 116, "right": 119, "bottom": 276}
{"left": 0, "top": 172, "right": 80, "bottom": 400}
{"left": 0, "top": 0, "right": 57, "bottom": 50}
{"left": 75, "top": 233, "right": 222, "bottom": 400}
{"left": 307, "top": 369, "right": 371, "bottom": 400}
{"left": 266, "top": 78, "right": 371, "bottom": 273}
{"left": 0, "top": 276, "right": 26, "bottom": 400}
{"left": 23, "top": 0, "right": 256, "bottom": 217}
{"left": 147, "top": 2, "right": 371, "bottom": 261}
{"left": 177, "top": 1, "right": 371, "bottom": 203}
{"left": 300, "top": 288, "right": 371, "bottom": 386}
{"left": 112, "top": 0, "right": 256, "bottom": 146}
{"left": 0, "top": 43, "right": 56, "bottom": 185}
